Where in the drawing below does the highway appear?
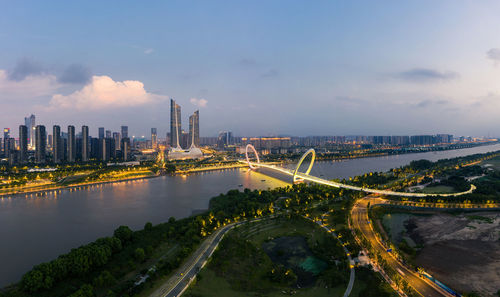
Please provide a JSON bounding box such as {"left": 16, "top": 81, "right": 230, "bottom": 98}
{"left": 351, "top": 195, "right": 452, "bottom": 297}
{"left": 149, "top": 221, "right": 241, "bottom": 297}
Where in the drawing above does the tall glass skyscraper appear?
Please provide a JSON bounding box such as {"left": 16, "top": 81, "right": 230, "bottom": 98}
{"left": 82, "top": 125, "right": 89, "bottom": 162}
{"left": 189, "top": 110, "right": 199, "bottom": 148}
{"left": 19, "top": 125, "right": 28, "bottom": 163}
{"left": 170, "top": 99, "right": 182, "bottom": 148}
{"left": 53, "top": 125, "right": 62, "bottom": 163}
{"left": 68, "top": 125, "right": 76, "bottom": 162}
{"left": 24, "top": 114, "right": 35, "bottom": 149}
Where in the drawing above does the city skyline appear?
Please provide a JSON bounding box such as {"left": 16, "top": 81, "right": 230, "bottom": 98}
{"left": 2, "top": 1, "right": 500, "bottom": 137}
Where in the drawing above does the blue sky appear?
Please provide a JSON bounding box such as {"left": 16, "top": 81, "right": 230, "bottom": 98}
{"left": 2, "top": 1, "right": 500, "bottom": 138}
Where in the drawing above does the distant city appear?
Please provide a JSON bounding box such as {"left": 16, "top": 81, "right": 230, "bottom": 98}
{"left": 0, "top": 98, "right": 496, "bottom": 166}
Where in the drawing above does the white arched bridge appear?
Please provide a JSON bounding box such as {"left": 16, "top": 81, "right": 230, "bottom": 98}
{"left": 242, "top": 144, "right": 475, "bottom": 198}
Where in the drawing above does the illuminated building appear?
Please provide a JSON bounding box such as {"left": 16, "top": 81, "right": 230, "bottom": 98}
{"left": 82, "top": 126, "right": 89, "bottom": 162}
{"left": 170, "top": 99, "right": 182, "bottom": 148}
{"left": 24, "top": 114, "right": 35, "bottom": 149}
{"left": 113, "top": 132, "right": 121, "bottom": 150}
{"left": 19, "top": 125, "right": 28, "bottom": 163}
{"left": 53, "top": 125, "right": 62, "bottom": 163}
{"left": 189, "top": 110, "right": 199, "bottom": 147}
{"left": 151, "top": 128, "right": 157, "bottom": 149}
{"left": 35, "top": 125, "right": 46, "bottom": 163}
{"left": 68, "top": 125, "right": 76, "bottom": 162}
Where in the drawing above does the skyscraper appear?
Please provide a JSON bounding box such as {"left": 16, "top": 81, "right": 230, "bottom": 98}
{"left": 53, "top": 125, "right": 62, "bottom": 163}
{"left": 24, "top": 114, "right": 35, "bottom": 149}
{"left": 3, "top": 128, "right": 10, "bottom": 154}
{"left": 98, "top": 127, "right": 105, "bottom": 139}
{"left": 19, "top": 125, "right": 28, "bottom": 163}
{"left": 105, "top": 130, "right": 111, "bottom": 138}
{"left": 121, "top": 137, "right": 130, "bottom": 161}
{"left": 121, "top": 126, "right": 128, "bottom": 138}
{"left": 68, "top": 125, "right": 76, "bottom": 162}
{"left": 170, "top": 99, "right": 181, "bottom": 148}
{"left": 82, "top": 126, "right": 89, "bottom": 162}
{"left": 35, "top": 125, "right": 46, "bottom": 163}
{"left": 189, "top": 110, "right": 200, "bottom": 148}
{"left": 113, "top": 132, "right": 121, "bottom": 150}
{"left": 151, "top": 128, "right": 157, "bottom": 149}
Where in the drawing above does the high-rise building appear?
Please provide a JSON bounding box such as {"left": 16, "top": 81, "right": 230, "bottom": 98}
{"left": 19, "top": 125, "right": 28, "bottom": 163}
{"left": 105, "top": 130, "right": 111, "bottom": 138}
{"left": 113, "top": 132, "right": 121, "bottom": 150}
{"left": 35, "top": 125, "right": 46, "bottom": 163}
{"left": 98, "top": 127, "right": 105, "bottom": 139}
{"left": 3, "top": 128, "right": 10, "bottom": 154}
{"left": 121, "top": 137, "right": 130, "bottom": 161}
{"left": 189, "top": 110, "right": 200, "bottom": 148}
{"left": 218, "top": 131, "right": 233, "bottom": 147}
{"left": 151, "top": 128, "right": 157, "bottom": 149}
{"left": 68, "top": 125, "right": 76, "bottom": 162}
{"left": 53, "top": 125, "right": 62, "bottom": 163}
{"left": 121, "top": 126, "right": 128, "bottom": 138}
{"left": 82, "top": 126, "right": 89, "bottom": 162}
{"left": 170, "top": 99, "right": 182, "bottom": 148}
{"left": 24, "top": 114, "right": 35, "bottom": 149}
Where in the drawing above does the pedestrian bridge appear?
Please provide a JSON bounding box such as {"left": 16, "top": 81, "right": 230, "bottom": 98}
{"left": 241, "top": 144, "right": 475, "bottom": 198}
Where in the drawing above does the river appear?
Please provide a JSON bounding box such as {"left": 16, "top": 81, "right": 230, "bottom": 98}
{"left": 1, "top": 143, "right": 500, "bottom": 286}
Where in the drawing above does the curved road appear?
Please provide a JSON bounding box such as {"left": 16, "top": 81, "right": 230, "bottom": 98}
{"left": 351, "top": 195, "right": 453, "bottom": 297}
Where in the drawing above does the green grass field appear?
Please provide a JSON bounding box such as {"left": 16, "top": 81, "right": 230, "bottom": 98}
{"left": 421, "top": 185, "right": 454, "bottom": 193}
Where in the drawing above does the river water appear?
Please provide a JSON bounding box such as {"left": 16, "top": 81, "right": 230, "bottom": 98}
{"left": 1, "top": 143, "right": 500, "bottom": 286}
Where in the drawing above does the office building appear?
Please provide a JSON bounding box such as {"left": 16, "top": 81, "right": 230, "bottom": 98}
{"left": 53, "top": 125, "right": 62, "bottom": 163}
{"left": 218, "top": 131, "right": 233, "bottom": 147}
{"left": 3, "top": 128, "right": 10, "bottom": 154}
{"left": 68, "top": 125, "right": 76, "bottom": 162}
{"left": 105, "top": 130, "right": 111, "bottom": 138}
{"left": 121, "top": 137, "right": 130, "bottom": 161}
{"left": 189, "top": 110, "right": 199, "bottom": 148}
{"left": 113, "top": 132, "right": 121, "bottom": 150}
{"left": 170, "top": 99, "right": 182, "bottom": 148}
{"left": 98, "top": 127, "right": 105, "bottom": 139}
{"left": 19, "top": 125, "right": 28, "bottom": 163}
{"left": 35, "top": 125, "right": 46, "bottom": 163}
{"left": 121, "top": 126, "right": 128, "bottom": 138}
{"left": 151, "top": 128, "right": 157, "bottom": 149}
{"left": 24, "top": 114, "right": 35, "bottom": 149}
{"left": 82, "top": 126, "right": 89, "bottom": 161}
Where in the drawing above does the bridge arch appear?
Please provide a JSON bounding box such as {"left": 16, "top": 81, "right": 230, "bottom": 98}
{"left": 245, "top": 144, "right": 260, "bottom": 170}
{"left": 293, "top": 148, "right": 316, "bottom": 183}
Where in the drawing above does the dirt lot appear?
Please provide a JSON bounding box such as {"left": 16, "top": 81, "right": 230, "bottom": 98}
{"left": 410, "top": 212, "right": 500, "bottom": 296}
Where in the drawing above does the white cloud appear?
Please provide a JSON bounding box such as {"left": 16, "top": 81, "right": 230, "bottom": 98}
{"left": 144, "top": 48, "right": 154, "bottom": 54}
{"left": 49, "top": 75, "right": 166, "bottom": 110}
{"left": 0, "top": 69, "right": 60, "bottom": 100}
{"left": 190, "top": 97, "right": 208, "bottom": 108}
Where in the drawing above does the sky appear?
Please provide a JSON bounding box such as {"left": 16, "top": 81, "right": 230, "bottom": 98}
{"left": 2, "top": 1, "right": 500, "bottom": 138}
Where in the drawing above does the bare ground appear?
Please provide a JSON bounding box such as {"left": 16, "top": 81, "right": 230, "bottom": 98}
{"left": 410, "top": 212, "right": 500, "bottom": 296}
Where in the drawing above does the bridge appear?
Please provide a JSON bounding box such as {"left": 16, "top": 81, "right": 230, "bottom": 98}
{"left": 242, "top": 144, "right": 475, "bottom": 198}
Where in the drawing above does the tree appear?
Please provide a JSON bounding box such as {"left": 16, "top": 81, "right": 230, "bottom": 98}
{"left": 69, "top": 284, "right": 94, "bottom": 297}
{"left": 113, "top": 225, "right": 133, "bottom": 243}
{"left": 134, "top": 248, "right": 146, "bottom": 262}
{"left": 144, "top": 222, "right": 153, "bottom": 231}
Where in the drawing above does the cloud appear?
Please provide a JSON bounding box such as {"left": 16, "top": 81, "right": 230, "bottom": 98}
{"left": 487, "top": 48, "right": 500, "bottom": 63}
{"left": 396, "top": 68, "right": 458, "bottom": 82}
{"left": 0, "top": 69, "right": 59, "bottom": 100}
{"left": 49, "top": 75, "right": 166, "bottom": 110}
{"left": 58, "top": 64, "right": 91, "bottom": 84}
{"left": 260, "top": 69, "right": 279, "bottom": 78}
{"left": 415, "top": 99, "right": 448, "bottom": 108}
{"left": 190, "top": 97, "right": 208, "bottom": 108}
{"left": 7, "top": 58, "right": 46, "bottom": 81}
{"left": 239, "top": 58, "right": 257, "bottom": 66}
{"left": 144, "top": 48, "right": 154, "bottom": 55}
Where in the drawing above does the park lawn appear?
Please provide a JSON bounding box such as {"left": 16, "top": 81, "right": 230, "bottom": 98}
{"left": 480, "top": 156, "right": 500, "bottom": 171}
{"left": 185, "top": 267, "right": 346, "bottom": 297}
{"left": 421, "top": 185, "right": 454, "bottom": 194}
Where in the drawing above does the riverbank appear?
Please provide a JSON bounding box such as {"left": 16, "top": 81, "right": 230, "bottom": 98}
{"left": 0, "top": 173, "right": 158, "bottom": 199}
